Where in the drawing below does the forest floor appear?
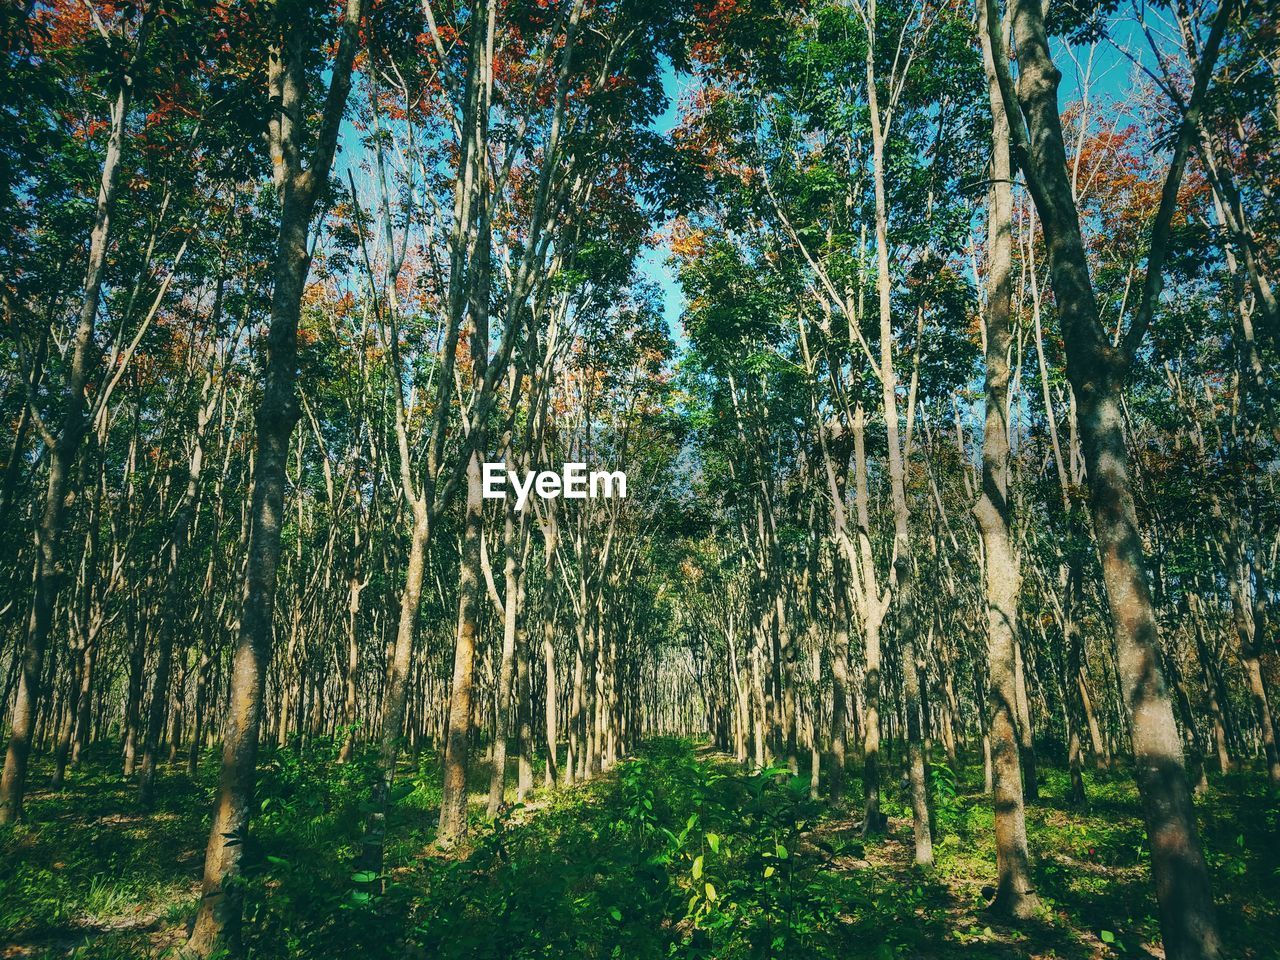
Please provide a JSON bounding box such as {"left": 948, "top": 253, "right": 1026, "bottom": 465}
{"left": 1, "top": 738, "right": 1277, "bottom": 959}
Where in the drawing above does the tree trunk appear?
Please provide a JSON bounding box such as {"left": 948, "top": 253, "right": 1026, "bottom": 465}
{"left": 339, "top": 572, "right": 364, "bottom": 764}
{"left": 516, "top": 625, "right": 533, "bottom": 800}
{"left": 438, "top": 451, "right": 484, "bottom": 847}
{"left": 543, "top": 615, "right": 559, "bottom": 786}
{"left": 988, "top": 0, "right": 1221, "bottom": 951}
{"left": 1014, "top": 637, "right": 1039, "bottom": 801}
{"left": 853, "top": 409, "right": 886, "bottom": 835}
{"left": 975, "top": 11, "right": 1039, "bottom": 912}
{"left": 122, "top": 602, "right": 148, "bottom": 777}
{"left": 487, "top": 512, "right": 524, "bottom": 817}
{"left": 866, "top": 32, "right": 931, "bottom": 863}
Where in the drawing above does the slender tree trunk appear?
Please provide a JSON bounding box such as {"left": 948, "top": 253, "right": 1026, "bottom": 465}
{"left": 1165, "top": 648, "right": 1210, "bottom": 794}
{"left": 1078, "top": 662, "right": 1108, "bottom": 768}
{"left": 829, "top": 606, "right": 851, "bottom": 803}
{"left": 70, "top": 637, "right": 97, "bottom": 765}
{"left": 50, "top": 637, "right": 82, "bottom": 790}
{"left": 853, "top": 409, "right": 886, "bottom": 835}
{"left": 122, "top": 602, "right": 148, "bottom": 777}
{"left": 438, "top": 451, "right": 484, "bottom": 847}
{"left": 1065, "top": 602, "right": 1088, "bottom": 804}
{"left": 1188, "top": 594, "right": 1230, "bottom": 774}
{"left": 488, "top": 512, "right": 524, "bottom": 817}
{"left": 869, "top": 103, "right": 932, "bottom": 867}
{"left": 188, "top": 647, "right": 210, "bottom": 778}
{"left": 516, "top": 625, "right": 533, "bottom": 800}
{"left": 1013, "top": 637, "right": 1039, "bottom": 801}
{"left": 543, "top": 615, "right": 559, "bottom": 786}
{"left": 975, "top": 14, "right": 1039, "bottom": 912}
{"left": 339, "top": 572, "right": 363, "bottom": 764}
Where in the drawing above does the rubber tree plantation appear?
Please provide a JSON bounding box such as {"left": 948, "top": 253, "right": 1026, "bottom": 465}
{"left": 0, "top": 0, "right": 1277, "bottom": 958}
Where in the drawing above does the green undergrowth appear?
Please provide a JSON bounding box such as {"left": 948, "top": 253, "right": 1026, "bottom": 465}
{"left": 1, "top": 739, "right": 1277, "bottom": 959}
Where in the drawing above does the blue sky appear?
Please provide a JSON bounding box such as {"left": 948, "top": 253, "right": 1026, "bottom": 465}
{"left": 635, "top": 60, "right": 688, "bottom": 345}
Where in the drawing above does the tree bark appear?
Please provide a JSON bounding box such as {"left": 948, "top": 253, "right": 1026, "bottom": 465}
{"left": 487, "top": 510, "right": 525, "bottom": 817}
{"left": 438, "top": 450, "right": 484, "bottom": 847}
{"left": 975, "top": 9, "right": 1039, "bottom": 913}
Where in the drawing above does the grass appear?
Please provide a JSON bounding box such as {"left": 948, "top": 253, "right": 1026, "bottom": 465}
{"left": 0, "top": 738, "right": 1276, "bottom": 958}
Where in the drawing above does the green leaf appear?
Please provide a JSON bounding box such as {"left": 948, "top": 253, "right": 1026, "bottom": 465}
{"left": 692, "top": 855, "right": 704, "bottom": 880}
{"left": 1101, "top": 930, "right": 1116, "bottom": 944}
{"left": 764, "top": 865, "right": 775, "bottom": 878}
{"left": 776, "top": 843, "right": 789, "bottom": 860}
{"left": 704, "top": 882, "right": 717, "bottom": 902}
{"left": 609, "top": 907, "right": 622, "bottom": 921}
{"left": 351, "top": 870, "right": 378, "bottom": 884}
{"left": 706, "top": 832, "right": 720, "bottom": 853}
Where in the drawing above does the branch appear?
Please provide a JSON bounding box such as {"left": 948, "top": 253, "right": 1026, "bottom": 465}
{"left": 1121, "top": 0, "right": 1234, "bottom": 364}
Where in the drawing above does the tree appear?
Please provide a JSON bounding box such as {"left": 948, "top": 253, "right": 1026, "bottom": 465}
{"left": 974, "top": 0, "right": 1037, "bottom": 917}
{"left": 187, "top": 0, "right": 367, "bottom": 950}
{"left": 983, "top": 0, "right": 1233, "bottom": 953}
